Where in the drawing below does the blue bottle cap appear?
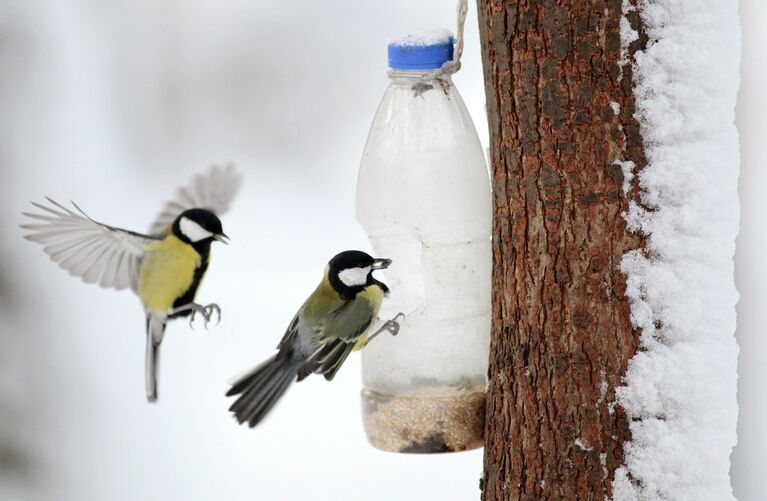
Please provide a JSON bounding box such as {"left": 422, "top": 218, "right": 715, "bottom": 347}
{"left": 387, "top": 30, "right": 454, "bottom": 70}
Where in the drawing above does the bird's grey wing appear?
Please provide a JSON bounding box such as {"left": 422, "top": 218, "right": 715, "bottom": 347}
{"left": 302, "top": 340, "right": 356, "bottom": 382}
{"left": 21, "top": 198, "right": 158, "bottom": 292}
{"left": 316, "top": 296, "right": 375, "bottom": 343}
{"left": 276, "top": 312, "right": 300, "bottom": 352}
{"left": 148, "top": 164, "right": 242, "bottom": 237}
{"left": 299, "top": 297, "right": 374, "bottom": 381}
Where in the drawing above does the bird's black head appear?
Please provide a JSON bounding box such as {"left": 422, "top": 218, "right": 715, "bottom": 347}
{"left": 172, "top": 208, "right": 228, "bottom": 247}
{"left": 327, "top": 250, "right": 391, "bottom": 299}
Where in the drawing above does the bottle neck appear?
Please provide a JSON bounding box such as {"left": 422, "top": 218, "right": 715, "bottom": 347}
{"left": 387, "top": 69, "right": 454, "bottom": 88}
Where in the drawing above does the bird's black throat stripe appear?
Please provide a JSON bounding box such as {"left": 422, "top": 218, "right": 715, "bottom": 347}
{"left": 169, "top": 241, "right": 211, "bottom": 318}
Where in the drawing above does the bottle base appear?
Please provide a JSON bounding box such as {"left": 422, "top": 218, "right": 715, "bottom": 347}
{"left": 361, "top": 388, "right": 485, "bottom": 453}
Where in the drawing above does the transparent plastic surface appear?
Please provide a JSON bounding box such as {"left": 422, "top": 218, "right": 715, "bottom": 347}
{"left": 356, "top": 74, "right": 491, "bottom": 453}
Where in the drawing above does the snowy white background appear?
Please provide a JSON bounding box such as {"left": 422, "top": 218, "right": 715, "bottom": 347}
{"left": 0, "top": 1, "right": 762, "bottom": 500}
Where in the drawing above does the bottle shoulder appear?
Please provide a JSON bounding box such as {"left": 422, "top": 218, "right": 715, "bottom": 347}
{"left": 366, "top": 83, "right": 479, "bottom": 150}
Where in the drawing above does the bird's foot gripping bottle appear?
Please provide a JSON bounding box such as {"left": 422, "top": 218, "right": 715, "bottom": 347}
{"left": 356, "top": 31, "right": 491, "bottom": 453}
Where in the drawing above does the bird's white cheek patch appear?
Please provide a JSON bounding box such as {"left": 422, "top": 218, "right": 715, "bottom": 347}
{"left": 179, "top": 217, "right": 213, "bottom": 242}
{"left": 338, "top": 266, "right": 371, "bottom": 287}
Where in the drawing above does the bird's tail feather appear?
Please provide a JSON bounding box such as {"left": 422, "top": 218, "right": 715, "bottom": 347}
{"left": 145, "top": 316, "right": 166, "bottom": 403}
{"left": 227, "top": 354, "right": 300, "bottom": 427}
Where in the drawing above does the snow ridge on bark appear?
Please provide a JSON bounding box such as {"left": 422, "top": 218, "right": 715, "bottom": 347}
{"left": 615, "top": 1, "right": 741, "bottom": 500}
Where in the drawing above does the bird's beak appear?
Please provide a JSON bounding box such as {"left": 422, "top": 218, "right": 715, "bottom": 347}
{"left": 371, "top": 258, "right": 392, "bottom": 270}
{"left": 213, "top": 233, "right": 229, "bottom": 245}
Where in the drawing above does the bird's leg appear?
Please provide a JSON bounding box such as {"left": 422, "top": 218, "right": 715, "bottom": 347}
{"left": 364, "top": 312, "right": 405, "bottom": 346}
{"left": 169, "top": 302, "right": 222, "bottom": 329}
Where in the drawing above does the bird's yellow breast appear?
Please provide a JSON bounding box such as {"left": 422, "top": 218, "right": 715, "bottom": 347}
{"left": 359, "top": 284, "right": 385, "bottom": 317}
{"left": 352, "top": 284, "right": 386, "bottom": 351}
{"left": 138, "top": 235, "right": 201, "bottom": 314}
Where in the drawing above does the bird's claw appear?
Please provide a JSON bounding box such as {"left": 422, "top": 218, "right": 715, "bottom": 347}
{"left": 364, "top": 312, "right": 406, "bottom": 347}
{"left": 206, "top": 303, "right": 222, "bottom": 326}
{"left": 383, "top": 312, "right": 406, "bottom": 336}
{"left": 188, "top": 303, "right": 222, "bottom": 329}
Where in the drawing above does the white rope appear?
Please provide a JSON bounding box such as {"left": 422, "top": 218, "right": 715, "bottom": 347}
{"left": 387, "top": 0, "right": 469, "bottom": 89}
{"left": 450, "top": 0, "right": 469, "bottom": 73}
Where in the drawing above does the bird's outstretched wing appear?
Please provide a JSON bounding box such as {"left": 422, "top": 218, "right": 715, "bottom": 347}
{"left": 21, "top": 198, "right": 158, "bottom": 292}
{"left": 148, "top": 164, "right": 242, "bottom": 237}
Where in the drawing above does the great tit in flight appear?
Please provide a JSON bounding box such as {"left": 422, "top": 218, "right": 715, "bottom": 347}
{"left": 21, "top": 165, "right": 241, "bottom": 402}
{"left": 226, "top": 250, "right": 402, "bottom": 428}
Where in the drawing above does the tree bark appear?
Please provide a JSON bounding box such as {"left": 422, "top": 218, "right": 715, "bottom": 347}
{"left": 477, "top": 1, "right": 647, "bottom": 499}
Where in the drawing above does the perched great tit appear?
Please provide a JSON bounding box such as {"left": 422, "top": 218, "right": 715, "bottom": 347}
{"left": 21, "top": 165, "right": 241, "bottom": 402}
{"left": 226, "top": 250, "right": 401, "bottom": 428}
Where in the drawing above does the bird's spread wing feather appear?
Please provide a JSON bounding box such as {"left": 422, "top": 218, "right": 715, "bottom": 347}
{"left": 21, "top": 198, "right": 158, "bottom": 292}
{"left": 148, "top": 164, "right": 242, "bottom": 236}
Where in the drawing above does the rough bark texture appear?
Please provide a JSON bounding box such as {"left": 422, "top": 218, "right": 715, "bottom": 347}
{"left": 477, "top": 1, "right": 647, "bottom": 499}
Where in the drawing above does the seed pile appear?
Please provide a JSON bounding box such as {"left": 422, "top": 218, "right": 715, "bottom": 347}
{"left": 362, "top": 388, "right": 485, "bottom": 453}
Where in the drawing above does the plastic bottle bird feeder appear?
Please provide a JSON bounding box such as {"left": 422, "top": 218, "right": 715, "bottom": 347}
{"left": 356, "top": 28, "right": 491, "bottom": 453}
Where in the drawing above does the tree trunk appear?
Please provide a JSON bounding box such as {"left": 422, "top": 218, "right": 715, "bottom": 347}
{"left": 477, "top": 1, "right": 647, "bottom": 499}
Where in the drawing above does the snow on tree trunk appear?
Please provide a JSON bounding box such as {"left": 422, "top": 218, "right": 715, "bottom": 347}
{"left": 613, "top": 1, "right": 740, "bottom": 500}
{"left": 477, "top": 0, "right": 739, "bottom": 499}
